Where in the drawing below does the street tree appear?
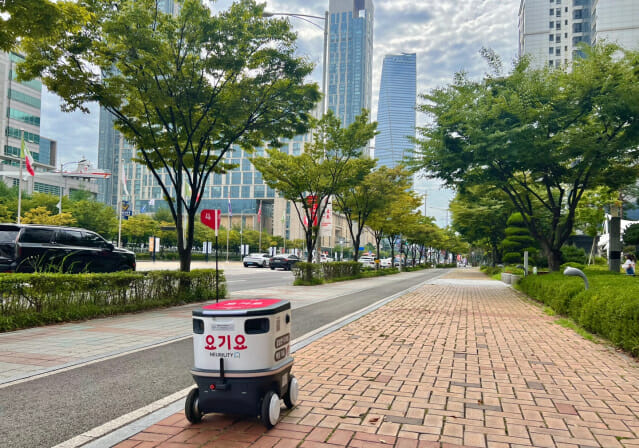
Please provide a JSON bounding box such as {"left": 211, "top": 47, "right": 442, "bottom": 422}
{"left": 0, "top": 0, "right": 84, "bottom": 52}
{"left": 18, "top": 0, "right": 320, "bottom": 271}
{"left": 21, "top": 206, "right": 76, "bottom": 226}
{"left": 335, "top": 165, "right": 411, "bottom": 261}
{"left": 413, "top": 44, "right": 639, "bottom": 270}
{"left": 70, "top": 200, "right": 118, "bottom": 239}
{"left": 449, "top": 185, "right": 513, "bottom": 266}
{"left": 253, "top": 110, "right": 377, "bottom": 262}
{"left": 368, "top": 189, "right": 422, "bottom": 264}
{"left": 120, "top": 214, "right": 158, "bottom": 245}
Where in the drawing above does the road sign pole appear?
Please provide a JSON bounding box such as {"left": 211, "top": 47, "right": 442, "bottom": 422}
{"left": 215, "top": 235, "right": 219, "bottom": 303}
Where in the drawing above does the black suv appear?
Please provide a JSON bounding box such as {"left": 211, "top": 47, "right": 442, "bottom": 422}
{"left": 0, "top": 224, "right": 136, "bottom": 273}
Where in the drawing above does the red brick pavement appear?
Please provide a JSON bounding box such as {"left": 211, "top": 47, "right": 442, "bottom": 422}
{"left": 116, "top": 270, "right": 639, "bottom": 448}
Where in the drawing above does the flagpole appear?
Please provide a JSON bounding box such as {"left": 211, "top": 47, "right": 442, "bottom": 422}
{"left": 226, "top": 195, "right": 230, "bottom": 262}
{"left": 17, "top": 130, "right": 23, "bottom": 224}
{"left": 258, "top": 200, "right": 262, "bottom": 252}
{"left": 117, "top": 135, "right": 123, "bottom": 247}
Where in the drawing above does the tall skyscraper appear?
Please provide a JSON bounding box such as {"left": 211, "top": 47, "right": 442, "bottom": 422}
{"left": 326, "top": 0, "right": 374, "bottom": 128}
{"left": 375, "top": 53, "right": 416, "bottom": 169}
{"left": 519, "top": 0, "right": 639, "bottom": 69}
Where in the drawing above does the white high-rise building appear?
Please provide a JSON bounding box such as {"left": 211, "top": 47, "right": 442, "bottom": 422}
{"left": 519, "top": 0, "right": 639, "bottom": 69}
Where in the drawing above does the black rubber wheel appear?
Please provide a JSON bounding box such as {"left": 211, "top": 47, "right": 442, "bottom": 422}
{"left": 261, "top": 261, "right": 266, "bottom": 268}
{"left": 185, "top": 388, "right": 203, "bottom": 424}
{"left": 283, "top": 375, "right": 299, "bottom": 409}
{"left": 270, "top": 266, "right": 275, "bottom": 270}
{"left": 243, "top": 263, "right": 248, "bottom": 267}
{"left": 260, "top": 390, "right": 280, "bottom": 429}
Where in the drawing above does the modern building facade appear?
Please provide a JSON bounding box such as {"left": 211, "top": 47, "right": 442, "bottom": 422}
{"left": 326, "top": 0, "right": 374, "bottom": 128}
{"left": 519, "top": 0, "right": 639, "bottom": 69}
{"left": 375, "top": 53, "right": 416, "bottom": 169}
{"left": 0, "top": 51, "right": 98, "bottom": 199}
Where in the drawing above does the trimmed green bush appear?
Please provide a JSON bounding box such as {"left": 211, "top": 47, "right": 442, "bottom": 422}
{"left": 481, "top": 266, "right": 502, "bottom": 276}
{"left": 560, "top": 262, "right": 586, "bottom": 271}
{"left": 293, "top": 262, "right": 362, "bottom": 285}
{"left": 0, "top": 269, "right": 225, "bottom": 332}
{"left": 519, "top": 270, "right": 639, "bottom": 356}
{"left": 561, "top": 245, "right": 587, "bottom": 265}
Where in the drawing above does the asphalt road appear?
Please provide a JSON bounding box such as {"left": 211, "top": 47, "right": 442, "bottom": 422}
{"left": 0, "top": 268, "right": 447, "bottom": 448}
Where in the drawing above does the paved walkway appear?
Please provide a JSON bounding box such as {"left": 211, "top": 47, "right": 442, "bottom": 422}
{"left": 114, "top": 269, "right": 639, "bottom": 448}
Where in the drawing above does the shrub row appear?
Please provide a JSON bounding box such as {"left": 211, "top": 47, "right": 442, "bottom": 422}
{"left": 0, "top": 269, "right": 225, "bottom": 332}
{"left": 293, "top": 262, "right": 362, "bottom": 285}
{"left": 518, "top": 270, "right": 639, "bottom": 356}
{"left": 293, "top": 261, "right": 433, "bottom": 285}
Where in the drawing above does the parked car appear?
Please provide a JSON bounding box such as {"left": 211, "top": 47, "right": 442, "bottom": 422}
{"left": 242, "top": 253, "right": 270, "bottom": 268}
{"left": 0, "top": 224, "right": 136, "bottom": 273}
{"left": 320, "top": 254, "right": 333, "bottom": 263}
{"left": 269, "top": 254, "right": 300, "bottom": 270}
{"left": 379, "top": 258, "right": 392, "bottom": 268}
{"left": 358, "top": 256, "right": 376, "bottom": 269}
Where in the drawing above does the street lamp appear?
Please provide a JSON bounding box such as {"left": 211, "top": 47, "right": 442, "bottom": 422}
{"left": 262, "top": 10, "right": 328, "bottom": 114}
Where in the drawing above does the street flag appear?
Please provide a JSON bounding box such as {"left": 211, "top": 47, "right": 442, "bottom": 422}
{"left": 149, "top": 198, "right": 155, "bottom": 206}
{"left": 56, "top": 200, "right": 62, "bottom": 212}
{"left": 121, "top": 165, "right": 129, "bottom": 196}
{"left": 257, "top": 200, "right": 262, "bottom": 223}
{"left": 228, "top": 196, "right": 232, "bottom": 217}
{"left": 20, "top": 136, "right": 35, "bottom": 176}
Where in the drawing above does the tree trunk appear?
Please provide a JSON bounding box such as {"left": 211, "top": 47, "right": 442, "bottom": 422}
{"left": 547, "top": 249, "right": 562, "bottom": 272}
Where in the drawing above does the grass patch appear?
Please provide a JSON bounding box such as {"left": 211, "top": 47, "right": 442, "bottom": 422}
{"left": 555, "top": 318, "right": 597, "bottom": 342}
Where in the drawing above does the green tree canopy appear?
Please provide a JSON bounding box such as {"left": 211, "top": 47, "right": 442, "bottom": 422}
{"left": 253, "top": 110, "right": 377, "bottom": 262}
{"left": 413, "top": 44, "right": 639, "bottom": 270}
{"left": 18, "top": 0, "right": 320, "bottom": 271}
{"left": 450, "top": 185, "right": 514, "bottom": 266}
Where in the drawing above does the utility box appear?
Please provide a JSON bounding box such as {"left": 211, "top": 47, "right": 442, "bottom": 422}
{"left": 186, "top": 299, "right": 297, "bottom": 428}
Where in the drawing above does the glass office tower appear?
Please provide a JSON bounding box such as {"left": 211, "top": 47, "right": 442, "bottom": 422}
{"left": 375, "top": 53, "right": 416, "bottom": 168}
{"left": 326, "top": 0, "right": 374, "bottom": 128}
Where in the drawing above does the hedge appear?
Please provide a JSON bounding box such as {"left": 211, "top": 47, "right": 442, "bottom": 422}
{"left": 293, "top": 261, "right": 434, "bottom": 285}
{"left": 518, "top": 270, "right": 639, "bottom": 356}
{"left": 0, "top": 269, "right": 225, "bottom": 332}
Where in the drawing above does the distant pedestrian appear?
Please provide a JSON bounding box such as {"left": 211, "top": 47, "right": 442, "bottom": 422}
{"left": 622, "top": 254, "right": 635, "bottom": 276}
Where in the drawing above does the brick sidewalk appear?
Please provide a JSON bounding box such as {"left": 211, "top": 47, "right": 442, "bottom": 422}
{"left": 116, "top": 270, "right": 639, "bottom": 448}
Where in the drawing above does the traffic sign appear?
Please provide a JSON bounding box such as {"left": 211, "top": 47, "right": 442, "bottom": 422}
{"left": 201, "top": 209, "right": 222, "bottom": 235}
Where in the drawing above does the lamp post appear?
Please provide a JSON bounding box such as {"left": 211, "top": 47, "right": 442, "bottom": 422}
{"left": 262, "top": 11, "right": 328, "bottom": 115}
{"left": 57, "top": 160, "right": 82, "bottom": 214}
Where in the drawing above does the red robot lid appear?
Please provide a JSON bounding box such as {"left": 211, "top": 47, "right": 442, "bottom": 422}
{"left": 194, "top": 299, "right": 290, "bottom": 316}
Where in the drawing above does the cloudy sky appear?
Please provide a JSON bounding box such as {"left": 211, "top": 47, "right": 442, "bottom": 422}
{"left": 40, "top": 0, "right": 521, "bottom": 223}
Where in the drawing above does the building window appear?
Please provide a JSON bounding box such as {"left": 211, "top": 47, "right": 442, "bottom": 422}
{"left": 6, "top": 127, "right": 39, "bottom": 144}
{"left": 556, "top": 35, "right": 561, "bottom": 43}
{"left": 550, "top": 8, "right": 554, "bottom": 15}
{"left": 549, "top": 47, "right": 555, "bottom": 54}
{"left": 549, "top": 21, "right": 554, "bottom": 28}
{"left": 4, "top": 145, "right": 20, "bottom": 157}
{"left": 34, "top": 182, "right": 60, "bottom": 196}
{"left": 8, "top": 89, "right": 41, "bottom": 109}
{"left": 549, "top": 34, "right": 554, "bottom": 41}
{"left": 7, "top": 108, "right": 40, "bottom": 126}
{"left": 549, "top": 60, "right": 554, "bottom": 67}
{"left": 556, "top": 48, "right": 561, "bottom": 55}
